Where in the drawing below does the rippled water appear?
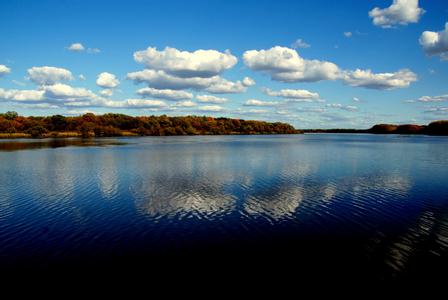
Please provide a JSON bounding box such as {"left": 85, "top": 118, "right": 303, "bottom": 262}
{"left": 0, "top": 135, "right": 447, "bottom": 280}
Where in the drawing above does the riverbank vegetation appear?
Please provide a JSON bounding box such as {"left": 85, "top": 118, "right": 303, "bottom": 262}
{"left": 1, "top": 111, "right": 447, "bottom": 138}
{"left": 0, "top": 111, "right": 300, "bottom": 138}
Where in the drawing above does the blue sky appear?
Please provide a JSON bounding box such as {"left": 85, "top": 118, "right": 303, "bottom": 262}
{"left": 0, "top": 0, "right": 447, "bottom": 128}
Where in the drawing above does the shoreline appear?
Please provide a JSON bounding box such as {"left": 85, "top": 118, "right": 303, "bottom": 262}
{"left": 1, "top": 112, "right": 447, "bottom": 138}
{"left": 2, "top": 131, "right": 448, "bottom": 139}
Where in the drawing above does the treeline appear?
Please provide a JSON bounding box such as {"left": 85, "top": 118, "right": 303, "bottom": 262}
{"left": 0, "top": 111, "right": 300, "bottom": 138}
{"left": 367, "top": 121, "right": 448, "bottom": 135}
{"left": 303, "top": 121, "right": 448, "bottom": 136}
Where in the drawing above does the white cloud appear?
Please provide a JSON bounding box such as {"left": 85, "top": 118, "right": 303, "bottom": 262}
{"left": 0, "top": 88, "right": 45, "bottom": 102}
{"left": 136, "top": 87, "right": 193, "bottom": 100}
{"left": 244, "top": 46, "right": 415, "bottom": 90}
{"left": 353, "top": 97, "right": 360, "bottom": 102}
{"left": 67, "top": 43, "right": 85, "bottom": 52}
{"left": 369, "top": 0, "right": 424, "bottom": 28}
{"left": 344, "top": 32, "right": 353, "bottom": 38}
{"left": 196, "top": 95, "right": 227, "bottom": 103}
{"left": 242, "top": 76, "right": 256, "bottom": 86}
{"left": 119, "top": 99, "right": 167, "bottom": 108}
{"left": 73, "top": 98, "right": 168, "bottom": 109}
{"left": 243, "top": 46, "right": 417, "bottom": 89}
{"left": 244, "top": 99, "right": 278, "bottom": 107}
{"left": 243, "top": 46, "right": 340, "bottom": 82}
{"left": 127, "top": 69, "right": 208, "bottom": 90}
{"left": 0, "top": 65, "right": 11, "bottom": 77}
{"left": 28, "top": 66, "right": 73, "bottom": 85}
{"left": 263, "top": 88, "right": 320, "bottom": 101}
{"left": 175, "top": 100, "right": 197, "bottom": 107}
{"left": 342, "top": 69, "right": 417, "bottom": 89}
{"left": 291, "top": 39, "right": 310, "bottom": 49}
{"left": 416, "top": 94, "right": 448, "bottom": 102}
{"left": 133, "top": 46, "right": 237, "bottom": 78}
{"left": 67, "top": 43, "right": 100, "bottom": 54}
{"left": 205, "top": 78, "right": 247, "bottom": 93}
{"left": 0, "top": 84, "right": 171, "bottom": 110}
{"left": 64, "top": 109, "right": 98, "bottom": 115}
{"left": 198, "top": 105, "right": 224, "bottom": 112}
{"left": 127, "top": 69, "right": 248, "bottom": 94}
{"left": 79, "top": 74, "right": 86, "bottom": 81}
{"left": 43, "top": 83, "right": 97, "bottom": 100}
{"left": 23, "top": 103, "right": 60, "bottom": 109}
{"left": 419, "top": 23, "right": 448, "bottom": 61}
{"left": 100, "top": 89, "right": 114, "bottom": 97}
{"left": 96, "top": 72, "right": 120, "bottom": 88}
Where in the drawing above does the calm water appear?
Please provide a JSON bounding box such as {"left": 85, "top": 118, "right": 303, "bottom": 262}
{"left": 0, "top": 134, "right": 447, "bottom": 280}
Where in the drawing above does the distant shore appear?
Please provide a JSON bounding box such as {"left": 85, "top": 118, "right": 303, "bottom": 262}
{"left": 303, "top": 121, "right": 448, "bottom": 136}
{"left": 1, "top": 111, "right": 447, "bottom": 138}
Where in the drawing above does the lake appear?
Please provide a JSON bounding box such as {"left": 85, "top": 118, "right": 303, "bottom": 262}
{"left": 0, "top": 134, "right": 447, "bottom": 281}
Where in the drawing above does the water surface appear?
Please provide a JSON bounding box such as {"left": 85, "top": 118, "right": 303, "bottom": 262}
{"left": 0, "top": 134, "right": 447, "bottom": 280}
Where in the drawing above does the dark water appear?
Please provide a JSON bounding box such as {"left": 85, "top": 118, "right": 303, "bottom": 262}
{"left": 0, "top": 135, "right": 447, "bottom": 281}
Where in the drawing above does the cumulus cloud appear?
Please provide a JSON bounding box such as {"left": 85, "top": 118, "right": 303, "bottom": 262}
{"left": 100, "top": 89, "right": 114, "bottom": 97}
{"left": 244, "top": 46, "right": 416, "bottom": 89}
{"left": 67, "top": 43, "right": 101, "bottom": 54}
{"left": 243, "top": 46, "right": 340, "bottom": 82}
{"left": 205, "top": 78, "right": 247, "bottom": 93}
{"left": 412, "top": 94, "right": 448, "bottom": 103}
{"left": 196, "top": 95, "right": 227, "bottom": 103}
{"left": 369, "top": 0, "right": 424, "bottom": 28}
{"left": 96, "top": 72, "right": 120, "bottom": 88}
{"left": 291, "top": 39, "right": 310, "bottom": 49}
{"left": 344, "top": 32, "right": 353, "bottom": 38}
{"left": 242, "top": 76, "right": 256, "bottom": 87}
{"left": 198, "top": 105, "right": 224, "bottom": 112}
{"left": 342, "top": 69, "right": 417, "bottom": 89}
{"left": 115, "top": 99, "right": 167, "bottom": 108}
{"left": 0, "top": 88, "right": 45, "bottom": 102}
{"left": 67, "top": 43, "right": 85, "bottom": 52}
{"left": 174, "top": 100, "right": 197, "bottom": 107}
{"left": 133, "top": 46, "right": 237, "bottom": 78}
{"left": 0, "top": 65, "right": 11, "bottom": 77}
{"left": 0, "top": 83, "right": 174, "bottom": 111}
{"left": 263, "top": 88, "right": 320, "bottom": 101}
{"left": 127, "top": 69, "right": 248, "bottom": 93}
{"left": 79, "top": 74, "right": 86, "bottom": 81}
{"left": 136, "top": 87, "right": 193, "bottom": 100}
{"left": 66, "top": 98, "right": 168, "bottom": 109}
{"left": 128, "top": 46, "right": 249, "bottom": 94}
{"left": 419, "top": 23, "right": 448, "bottom": 61}
{"left": 28, "top": 66, "right": 73, "bottom": 85}
{"left": 43, "top": 83, "right": 98, "bottom": 101}
{"left": 244, "top": 99, "right": 278, "bottom": 107}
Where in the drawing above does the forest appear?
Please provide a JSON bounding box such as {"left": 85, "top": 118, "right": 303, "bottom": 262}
{"left": 0, "top": 111, "right": 300, "bottom": 138}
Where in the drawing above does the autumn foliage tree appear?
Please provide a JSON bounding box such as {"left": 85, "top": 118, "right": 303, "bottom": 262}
{"left": 0, "top": 111, "right": 300, "bottom": 137}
